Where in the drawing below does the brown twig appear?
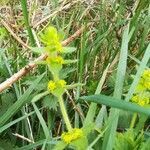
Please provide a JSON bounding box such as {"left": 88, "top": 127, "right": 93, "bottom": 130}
{"left": 0, "top": 27, "right": 84, "bottom": 93}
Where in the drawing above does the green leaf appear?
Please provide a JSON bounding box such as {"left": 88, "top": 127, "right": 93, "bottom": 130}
{"left": 140, "top": 138, "right": 150, "bottom": 150}
{"left": 62, "top": 47, "right": 76, "bottom": 53}
{"left": 21, "top": 0, "right": 35, "bottom": 46}
{"left": 64, "top": 59, "right": 78, "bottom": 64}
{"left": 0, "top": 139, "right": 16, "bottom": 150}
{"left": 0, "top": 92, "right": 16, "bottom": 116}
{"left": 84, "top": 64, "right": 110, "bottom": 126}
{"left": 125, "top": 43, "right": 150, "bottom": 102}
{"left": 42, "top": 95, "right": 58, "bottom": 111}
{"left": 59, "top": 67, "right": 76, "bottom": 79}
{"left": 102, "top": 24, "right": 129, "bottom": 150}
{"left": 0, "top": 109, "right": 35, "bottom": 133}
{"left": 0, "top": 73, "right": 44, "bottom": 126}
{"left": 30, "top": 47, "right": 45, "bottom": 54}
{"left": 31, "top": 91, "right": 49, "bottom": 103}
{"left": 114, "top": 130, "right": 144, "bottom": 150}
{"left": 53, "top": 141, "right": 67, "bottom": 150}
{"left": 40, "top": 26, "right": 60, "bottom": 46}
{"left": 16, "top": 139, "right": 56, "bottom": 150}
{"left": 32, "top": 102, "right": 51, "bottom": 140}
{"left": 80, "top": 94, "right": 150, "bottom": 116}
{"left": 70, "top": 136, "right": 88, "bottom": 150}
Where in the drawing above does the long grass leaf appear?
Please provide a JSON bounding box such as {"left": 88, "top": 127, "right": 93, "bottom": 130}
{"left": 102, "top": 25, "right": 129, "bottom": 150}
{"left": 125, "top": 43, "right": 150, "bottom": 102}
{"left": 84, "top": 64, "right": 110, "bottom": 126}
{"left": 80, "top": 94, "right": 150, "bottom": 116}
{"left": 32, "top": 102, "right": 51, "bottom": 139}
{"left": 20, "top": 0, "right": 35, "bottom": 46}
{"left": 0, "top": 74, "right": 44, "bottom": 126}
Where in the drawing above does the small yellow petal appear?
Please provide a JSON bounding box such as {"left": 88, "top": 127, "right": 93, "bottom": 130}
{"left": 58, "top": 80, "right": 66, "bottom": 88}
{"left": 48, "top": 80, "right": 56, "bottom": 91}
{"left": 61, "top": 128, "right": 83, "bottom": 144}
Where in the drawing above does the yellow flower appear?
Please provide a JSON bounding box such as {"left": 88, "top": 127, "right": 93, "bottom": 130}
{"left": 40, "top": 26, "right": 63, "bottom": 52}
{"left": 131, "top": 95, "right": 139, "bottom": 103}
{"left": 142, "top": 69, "right": 150, "bottom": 80}
{"left": 135, "top": 69, "right": 150, "bottom": 92}
{"left": 142, "top": 69, "right": 150, "bottom": 90}
{"left": 61, "top": 128, "right": 83, "bottom": 144}
{"left": 46, "top": 56, "right": 64, "bottom": 65}
{"left": 55, "top": 56, "right": 64, "bottom": 64}
{"left": 131, "top": 93, "right": 149, "bottom": 106}
{"left": 58, "top": 80, "right": 66, "bottom": 88}
{"left": 47, "top": 80, "right": 67, "bottom": 94}
{"left": 138, "top": 100, "right": 146, "bottom": 106}
{"left": 48, "top": 80, "right": 56, "bottom": 91}
{"left": 143, "top": 81, "right": 150, "bottom": 90}
{"left": 54, "top": 41, "right": 63, "bottom": 52}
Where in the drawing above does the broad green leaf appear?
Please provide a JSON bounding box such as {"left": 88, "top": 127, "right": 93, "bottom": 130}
{"left": 42, "top": 95, "right": 58, "bottom": 111}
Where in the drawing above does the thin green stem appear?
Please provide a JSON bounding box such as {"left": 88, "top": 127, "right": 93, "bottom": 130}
{"left": 130, "top": 113, "right": 137, "bottom": 129}
{"left": 21, "top": 0, "right": 35, "bottom": 46}
{"left": 58, "top": 96, "right": 72, "bottom": 131}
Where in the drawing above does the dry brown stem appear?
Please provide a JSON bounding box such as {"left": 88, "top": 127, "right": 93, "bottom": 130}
{"left": 0, "top": 26, "right": 84, "bottom": 93}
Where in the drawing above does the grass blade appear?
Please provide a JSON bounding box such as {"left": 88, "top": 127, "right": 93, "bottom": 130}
{"left": 101, "top": 25, "right": 129, "bottom": 150}
{"left": 84, "top": 64, "right": 110, "bottom": 126}
{"left": 125, "top": 43, "right": 150, "bottom": 102}
{"left": 0, "top": 74, "right": 44, "bottom": 126}
{"left": 32, "top": 102, "right": 51, "bottom": 139}
{"left": 16, "top": 139, "right": 56, "bottom": 150}
{"left": 80, "top": 94, "right": 150, "bottom": 116}
{"left": 20, "top": 0, "right": 35, "bottom": 46}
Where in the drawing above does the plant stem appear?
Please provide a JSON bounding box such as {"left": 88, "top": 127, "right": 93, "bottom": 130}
{"left": 58, "top": 96, "right": 72, "bottom": 131}
{"left": 21, "top": 0, "right": 35, "bottom": 46}
{"left": 130, "top": 113, "right": 137, "bottom": 129}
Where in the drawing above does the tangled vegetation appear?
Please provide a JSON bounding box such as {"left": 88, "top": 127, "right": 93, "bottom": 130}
{"left": 0, "top": 0, "right": 150, "bottom": 150}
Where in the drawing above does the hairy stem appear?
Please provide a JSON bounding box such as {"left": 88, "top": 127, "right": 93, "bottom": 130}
{"left": 58, "top": 96, "right": 72, "bottom": 131}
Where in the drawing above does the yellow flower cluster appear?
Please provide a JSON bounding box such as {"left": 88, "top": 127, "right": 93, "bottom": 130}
{"left": 131, "top": 93, "right": 149, "bottom": 106}
{"left": 47, "top": 80, "right": 56, "bottom": 91}
{"left": 131, "top": 69, "right": 150, "bottom": 106}
{"left": 48, "top": 80, "right": 66, "bottom": 92}
{"left": 136, "top": 69, "right": 150, "bottom": 92}
{"left": 142, "top": 69, "right": 150, "bottom": 90}
{"left": 61, "top": 128, "right": 83, "bottom": 144}
{"left": 41, "top": 26, "right": 63, "bottom": 52}
{"left": 46, "top": 56, "right": 64, "bottom": 65}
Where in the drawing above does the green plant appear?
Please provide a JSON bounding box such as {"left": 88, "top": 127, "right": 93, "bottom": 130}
{"left": 0, "top": 1, "right": 150, "bottom": 150}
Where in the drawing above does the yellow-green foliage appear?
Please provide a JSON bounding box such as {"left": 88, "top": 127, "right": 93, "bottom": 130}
{"left": 131, "top": 69, "right": 150, "bottom": 106}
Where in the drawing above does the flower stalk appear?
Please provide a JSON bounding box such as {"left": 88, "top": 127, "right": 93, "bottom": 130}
{"left": 39, "top": 26, "right": 80, "bottom": 131}
{"left": 58, "top": 96, "right": 72, "bottom": 131}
